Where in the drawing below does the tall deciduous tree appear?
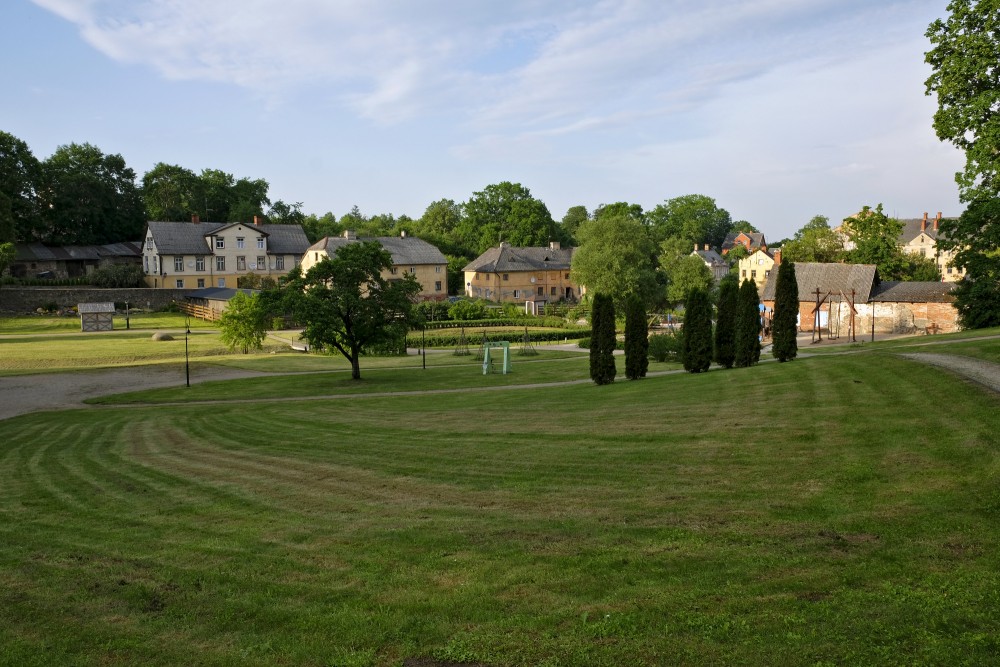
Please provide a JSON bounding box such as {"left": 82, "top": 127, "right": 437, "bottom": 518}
{"left": 572, "top": 213, "right": 658, "bottom": 309}
{"left": 781, "top": 215, "right": 844, "bottom": 264}
{"left": 589, "top": 293, "right": 617, "bottom": 385}
{"left": 771, "top": 261, "right": 799, "bottom": 362}
{"left": 624, "top": 294, "right": 648, "bottom": 380}
{"left": 647, "top": 194, "right": 733, "bottom": 247}
{"left": 734, "top": 279, "right": 761, "bottom": 368}
{"left": 925, "top": 2, "right": 1000, "bottom": 327}
{"left": 681, "top": 287, "right": 712, "bottom": 373}
{"left": 843, "top": 205, "right": 906, "bottom": 279}
{"left": 142, "top": 162, "right": 200, "bottom": 221}
{"left": 0, "top": 130, "right": 41, "bottom": 242}
{"left": 39, "top": 143, "right": 145, "bottom": 244}
{"left": 459, "top": 182, "right": 560, "bottom": 255}
{"left": 560, "top": 205, "right": 589, "bottom": 242}
{"left": 713, "top": 273, "right": 738, "bottom": 369}
{"left": 271, "top": 241, "right": 421, "bottom": 380}
{"left": 664, "top": 254, "right": 713, "bottom": 305}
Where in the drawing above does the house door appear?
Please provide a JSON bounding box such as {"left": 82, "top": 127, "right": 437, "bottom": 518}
{"left": 565, "top": 287, "right": 573, "bottom": 300}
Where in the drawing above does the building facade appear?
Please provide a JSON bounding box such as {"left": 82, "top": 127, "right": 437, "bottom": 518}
{"left": 463, "top": 241, "right": 581, "bottom": 304}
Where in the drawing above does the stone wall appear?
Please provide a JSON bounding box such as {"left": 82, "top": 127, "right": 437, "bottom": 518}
{"left": 0, "top": 287, "right": 187, "bottom": 313}
{"left": 762, "top": 299, "right": 960, "bottom": 335}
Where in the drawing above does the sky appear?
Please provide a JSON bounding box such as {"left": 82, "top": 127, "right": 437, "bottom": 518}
{"left": 0, "top": 0, "right": 966, "bottom": 241}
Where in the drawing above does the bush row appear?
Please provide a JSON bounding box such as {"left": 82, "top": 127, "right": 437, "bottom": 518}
{"left": 423, "top": 316, "right": 569, "bottom": 330}
{"left": 407, "top": 328, "right": 591, "bottom": 348}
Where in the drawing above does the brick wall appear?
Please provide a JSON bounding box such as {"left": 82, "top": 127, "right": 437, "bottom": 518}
{"left": 0, "top": 287, "right": 186, "bottom": 313}
{"left": 762, "top": 299, "right": 959, "bottom": 335}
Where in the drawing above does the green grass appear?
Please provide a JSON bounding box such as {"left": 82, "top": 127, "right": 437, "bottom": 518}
{"left": 0, "top": 334, "right": 998, "bottom": 665}
{"left": 0, "top": 312, "right": 219, "bottom": 335}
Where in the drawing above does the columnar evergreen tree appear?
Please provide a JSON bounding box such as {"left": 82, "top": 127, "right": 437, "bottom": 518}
{"left": 624, "top": 293, "right": 649, "bottom": 380}
{"left": 681, "top": 287, "right": 713, "bottom": 373}
{"left": 734, "top": 279, "right": 761, "bottom": 368}
{"left": 713, "top": 273, "right": 738, "bottom": 368}
{"left": 771, "top": 261, "right": 799, "bottom": 362}
{"left": 589, "top": 293, "right": 617, "bottom": 385}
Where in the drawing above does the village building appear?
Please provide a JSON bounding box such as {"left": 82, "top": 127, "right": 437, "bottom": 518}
{"left": 737, "top": 248, "right": 779, "bottom": 291}
{"left": 897, "top": 212, "right": 965, "bottom": 282}
{"left": 691, "top": 243, "right": 729, "bottom": 282}
{"left": 6, "top": 242, "right": 141, "bottom": 279}
{"left": 463, "top": 241, "right": 581, "bottom": 306}
{"left": 142, "top": 215, "right": 310, "bottom": 289}
{"left": 301, "top": 231, "right": 449, "bottom": 301}
{"left": 721, "top": 231, "right": 767, "bottom": 256}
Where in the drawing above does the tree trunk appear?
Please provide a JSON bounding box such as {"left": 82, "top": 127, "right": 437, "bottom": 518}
{"left": 350, "top": 349, "right": 361, "bottom": 380}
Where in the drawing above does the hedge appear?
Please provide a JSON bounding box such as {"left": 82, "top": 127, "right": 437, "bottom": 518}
{"left": 407, "top": 327, "right": 591, "bottom": 348}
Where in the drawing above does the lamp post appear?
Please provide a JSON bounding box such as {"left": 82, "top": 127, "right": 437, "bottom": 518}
{"left": 185, "top": 315, "right": 191, "bottom": 387}
{"left": 422, "top": 324, "right": 426, "bottom": 370}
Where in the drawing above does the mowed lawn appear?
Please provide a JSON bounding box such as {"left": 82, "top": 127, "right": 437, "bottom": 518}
{"left": 0, "top": 346, "right": 998, "bottom": 665}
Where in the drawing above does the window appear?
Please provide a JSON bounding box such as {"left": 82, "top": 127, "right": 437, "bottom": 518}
{"left": 196, "top": 256, "right": 205, "bottom": 271}
{"left": 153, "top": 256, "right": 159, "bottom": 273}
{"left": 513, "top": 289, "right": 520, "bottom": 298}
{"left": 537, "top": 286, "right": 543, "bottom": 296}
{"left": 275, "top": 256, "right": 285, "bottom": 270}
{"left": 410, "top": 266, "right": 416, "bottom": 274}
{"left": 174, "top": 256, "right": 184, "bottom": 272}
{"left": 565, "top": 273, "right": 570, "bottom": 279}
{"left": 503, "top": 273, "right": 509, "bottom": 281}
{"left": 215, "top": 237, "right": 225, "bottom": 249}
{"left": 146, "top": 238, "right": 153, "bottom": 251}
{"left": 197, "top": 278, "right": 205, "bottom": 288}
{"left": 474, "top": 273, "right": 480, "bottom": 280}
{"left": 947, "top": 266, "right": 953, "bottom": 274}
{"left": 258, "top": 256, "right": 266, "bottom": 270}
{"left": 237, "top": 256, "right": 246, "bottom": 271}
{"left": 390, "top": 267, "right": 397, "bottom": 274}
{"left": 741, "top": 269, "right": 747, "bottom": 278}
{"left": 550, "top": 286, "right": 556, "bottom": 296}
{"left": 435, "top": 265, "right": 442, "bottom": 273}
{"left": 435, "top": 281, "right": 442, "bottom": 292}
{"left": 237, "top": 237, "right": 245, "bottom": 249}
{"left": 175, "top": 279, "right": 184, "bottom": 288}
{"left": 218, "top": 278, "right": 225, "bottom": 288}
{"left": 216, "top": 256, "right": 225, "bottom": 271}
{"left": 920, "top": 247, "right": 926, "bottom": 256}
{"left": 257, "top": 237, "right": 265, "bottom": 249}
{"left": 765, "top": 270, "right": 771, "bottom": 278}
{"left": 144, "top": 256, "right": 149, "bottom": 272}
{"left": 758, "top": 258, "right": 764, "bottom": 265}
{"left": 751, "top": 269, "right": 757, "bottom": 279}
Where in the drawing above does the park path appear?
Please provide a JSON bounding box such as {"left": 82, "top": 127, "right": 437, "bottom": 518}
{"left": 898, "top": 353, "right": 1000, "bottom": 393}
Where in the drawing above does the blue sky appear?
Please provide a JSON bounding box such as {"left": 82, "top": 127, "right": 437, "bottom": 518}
{"left": 1, "top": 0, "right": 964, "bottom": 240}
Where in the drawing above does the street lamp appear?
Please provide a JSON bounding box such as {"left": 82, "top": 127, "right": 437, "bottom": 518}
{"left": 185, "top": 315, "right": 191, "bottom": 387}
{"left": 125, "top": 301, "right": 130, "bottom": 330}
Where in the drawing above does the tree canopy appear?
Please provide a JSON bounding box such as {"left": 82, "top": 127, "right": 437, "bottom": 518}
{"left": 219, "top": 292, "right": 269, "bottom": 354}
{"left": 459, "top": 182, "right": 560, "bottom": 255}
{"left": 572, "top": 213, "right": 658, "bottom": 309}
{"left": 270, "top": 241, "right": 421, "bottom": 380}
{"left": 0, "top": 131, "right": 41, "bottom": 242}
{"left": 781, "top": 215, "right": 844, "bottom": 264}
{"left": 647, "top": 194, "right": 733, "bottom": 248}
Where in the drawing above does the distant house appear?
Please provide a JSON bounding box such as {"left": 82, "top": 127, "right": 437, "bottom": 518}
{"left": 6, "top": 242, "right": 141, "bottom": 279}
{"left": 691, "top": 243, "right": 729, "bottom": 282}
{"left": 737, "top": 248, "right": 778, "bottom": 291}
{"left": 897, "top": 212, "right": 965, "bottom": 282}
{"left": 142, "top": 215, "right": 310, "bottom": 289}
{"left": 760, "top": 262, "right": 958, "bottom": 335}
{"left": 463, "top": 241, "right": 580, "bottom": 304}
{"left": 301, "top": 230, "right": 449, "bottom": 301}
{"left": 721, "top": 231, "right": 767, "bottom": 256}
{"left": 179, "top": 287, "right": 258, "bottom": 321}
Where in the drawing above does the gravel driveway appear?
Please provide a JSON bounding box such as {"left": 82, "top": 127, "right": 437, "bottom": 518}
{"left": 899, "top": 353, "right": 1000, "bottom": 393}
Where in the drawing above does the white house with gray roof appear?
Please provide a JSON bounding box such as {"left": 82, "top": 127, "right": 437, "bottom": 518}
{"left": 301, "top": 230, "right": 449, "bottom": 301}
{"left": 142, "top": 215, "right": 310, "bottom": 289}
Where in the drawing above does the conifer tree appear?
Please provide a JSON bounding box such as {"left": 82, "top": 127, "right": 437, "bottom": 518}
{"left": 589, "top": 293, "right": 617, "bottom": 385}
{"left": 713, "top": 273, "right": 738, "bottom": 368}
{"left": 624, "top": 294, "right": 649, "bottom": 380}
{"left": 734, "top": 279, "right": 761, "bottom": 367}
{"left": 772, "top": 261, "right": 799, "bottom": 362}
{"left": 681, "top": 287, "right": 713, "bottom": 373}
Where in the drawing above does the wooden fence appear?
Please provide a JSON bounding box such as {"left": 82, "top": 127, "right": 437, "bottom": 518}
{"left": 175, "top": 301, "right": 222, "bottom": 322}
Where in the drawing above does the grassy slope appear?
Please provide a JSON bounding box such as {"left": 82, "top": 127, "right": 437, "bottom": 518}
{"left": 0, "top": 343, "right": 998, "bottom": 666}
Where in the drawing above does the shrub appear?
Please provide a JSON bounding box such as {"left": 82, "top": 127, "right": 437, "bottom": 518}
{"left": 448, "top": 299, "right": 487, "bottom": 321}
{"left": 89, "top": 264, "right": 146, "bottom": 288}
{"left": 647, "top": 332, "right": 682, "bottom": 362}
{"left": 624, "top": 294, "right": 648, "bottom": 379}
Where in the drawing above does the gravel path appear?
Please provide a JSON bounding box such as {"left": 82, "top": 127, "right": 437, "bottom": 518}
{"left": 899, "top": 353, "right": 1000, "bottom": 393}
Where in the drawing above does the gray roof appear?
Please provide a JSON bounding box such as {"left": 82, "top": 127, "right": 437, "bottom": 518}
{"left": 146, "top": 221, "right": 310, "bottom": 255}
{"left": 896, "top": 216, "right": 956, "bottom": 244}
{"left": 722, "top": 231, "right": 766, "bottom": 251}
{"left": 870, "top": 280, "right": 955, "bottom": 303}
{"left": 14, "top": 242, "right": 141, "bottom": 262}
{"left": 184, "top": 287, "right": 258, "bottom": 301}
{"left": 463, "top": 243, "right": 575, "bottom": 273}
{"left": 309, "top": 235, "right": 448, "bottom": 265}
{"left": 693, "top": 248, "right": 726, "bottom": 266}
{"left": 760, "top": 262, "right": 878, "bottom": 303}
{"left": 78, "top": 302, "right": 115, "bottom": 313}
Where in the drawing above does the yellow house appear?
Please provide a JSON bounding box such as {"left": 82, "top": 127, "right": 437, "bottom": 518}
{"left": 463, "top": 241, "right": 581, "bottom": 305}
{"left": 738, "top": 248, "right": 776, "bottom": 292}
{"left": 142, "top": 215, "right": 310, "bottom": 289}
{"left": 301, "top": 231, "right": 448, "bottom": 301}
{"left": 898, "top": 212, "right": 965, "bottom": 282}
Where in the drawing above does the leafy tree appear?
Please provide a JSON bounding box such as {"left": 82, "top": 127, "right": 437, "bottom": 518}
{"left": 647, "top": 194, "right": 733, "bottom": 247}
{"left": 781, "top": 215, "right": 845, "bottom": 264}
{"left": 417, "top": 199, "right": 463, "bottom": 240}
{"left": 459, "top": 182, "right": 559, "bottom": 255}
{"left": 732, "top": 220, "right": 760, "bottom": 234}
{"left": 925, "top": 2, "right": 1000, "bottom": 327}
{"left": 713, "top": 273, "right": 738, "bottom": 368}
{"left": 624, "top": 294, "right": 648, "bottom": 380}
{"left": 594, "top": 202, "right": 645, "bottom": 224}
{"left": 38, "top": 143, "right": 145, "bottom": 244}
{"left": 0, "top": 241, "right": 14, "bottom": 277}
{"left": 681, "top": 287, "right": 712, "bottom": 373}
{"left": 725, "top": 244, "right": 750, "bottom": 267}
{"left": 267, "top": 200, "right": 306, "bottom": 225}
{"left": 560, "top": 205, "right": 589, "bottom": 242}
{"left": 219, "top": 292, "right": 269, "bottom": 354}
{"left": 301, "top": 212, "right": 340, "bottom": 243}
{"left": 902, "top": 252, "right": 943, "bottom": 282}
{"left": 771, "top": 261, "right": 799, "bottom": 362}
{"left": 0, "top": 130, "right": 41, "bottom": 241}
{"left": 142, "top": 162, "right": 200, "bottom": 221}
{"left": 271, "top": 241, "right": 421, "bottom": 379}
{"left": 572, "top": 213, "right": 658, "bottom": 309}
{"left": 734, "top": 279, "right": 761, "bottom": 367}
{"left": 588, "top": 293, "right": 617, "bottom": 385}
{"left": 843, "top": 205, "right": 906, "bottom": 279}
{"left": 664, "top": 254, "right": 713, "bottom": 305}
{"left": 227, "top": 176, "right": 271, "bottom": 222}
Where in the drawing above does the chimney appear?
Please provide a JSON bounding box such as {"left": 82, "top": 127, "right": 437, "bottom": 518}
{"left": 549, "top": 240, "right": 561, "bottom": 250}
{"left": 921, "top": 212, "right": 927, "bottom": 233}
{"left": 934, "top": 212, "right": 941, "bottom": 231}
{"left": 694, "top": 242, "right": 698, "bottom": 253}
{"left": 253, "top": 215, "right": 262, "bottom": 226}
{"left": 343, "top": 230, "right": 356, "bottom": 240}
{"left": 773, "top": 248, "right": 781, "bottom": 266}
{"left": 191, "top": 214, "right": 200, "bottom": 224}
{"left": 400, "top": 230, "right": 407, "bottom": 238}
{"left": 704, "top": 243, "right": 710, "bottom": 251}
